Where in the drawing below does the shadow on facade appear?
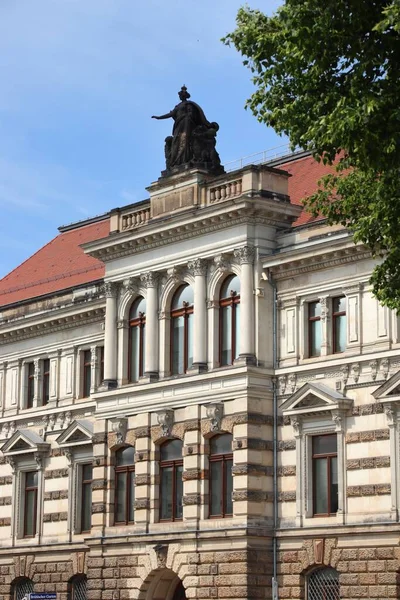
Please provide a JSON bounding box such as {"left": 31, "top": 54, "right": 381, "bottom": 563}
{"left": 139, "top": 568, "right": 186, "bottom": 600}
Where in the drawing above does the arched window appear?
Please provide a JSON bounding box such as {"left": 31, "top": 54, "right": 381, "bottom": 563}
{"left": 307, "top": 567, "right": 340, "bottom": 600}
{"left": 209, "top": 433, "right": 233, "bottom": 517}
{"left": 68, "top": 574, "right": 87, "bottom": 600}
{"left": 219, "top": 275, "right": 240, "bottom": 366}
{"left": 129, "top": 296, "right": 146, "bottom": 382}
{"left": 11, "top": 578, "right": 34, "bottom": 600}
{"left": 171, "top": 285, "right": 194, "bottom": 374}
{"left": 160, "top": 439, "right": 183, "bottom": 521}
{"left": 115, "top": 446, "right": 135, "bottom": 524}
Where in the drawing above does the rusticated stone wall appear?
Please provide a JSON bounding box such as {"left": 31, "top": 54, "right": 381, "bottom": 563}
{"left": 277, "top": 537, "right": 400, "bottom": 599}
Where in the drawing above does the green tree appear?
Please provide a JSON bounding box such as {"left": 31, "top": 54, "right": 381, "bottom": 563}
{"left": 224, "top": 1, "right": 400, "bottom": 310}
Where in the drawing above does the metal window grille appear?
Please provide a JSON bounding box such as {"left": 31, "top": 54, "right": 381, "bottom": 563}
{"left": 71, "top": 576, "right": 87, "bottom": 600}
{"left": 14, "top": 578, "right": 34, "bottom": 600}
{"left": 307, "top": 568, "right": 340, "bottom": 600}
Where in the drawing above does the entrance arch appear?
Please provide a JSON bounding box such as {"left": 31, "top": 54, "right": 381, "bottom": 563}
{"left": 139, "top": 568, "right": 187, "bottom": 600}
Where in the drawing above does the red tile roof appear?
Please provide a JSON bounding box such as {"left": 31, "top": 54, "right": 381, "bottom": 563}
{"left": 0, "top": 218, "right": 109, "bottom": 308}
{"left": 279, "top": 153, "right": 336, "bottom": 226}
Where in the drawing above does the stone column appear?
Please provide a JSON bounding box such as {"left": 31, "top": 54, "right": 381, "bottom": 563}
{"left": 319, "top": 295, "right": 330, "bottom": 356}
{"left": 188, "top": 258, "right": 208, "bottom": 372}
{"left": 140, "top": 272, "right": 159, "bottom": 381}
{"left": 291, "top": 417, "right": 304, "bottom": 527}
{"left": 33, "top": 358, "right": 41, "bottom": 408}
{"left": 332, "top": 411, "right": 346, "bottom": 525}
{"left": 103, "top": 282, "right": 119, "bottom": 389}
{"left": 90, "top": 345, "right": 98, "bottom": 394}
{"left": 385, "top": 405, "right": 398, "bottom": 521}
{"left": 234, "top": 246, "right": 256, "bottom": 364}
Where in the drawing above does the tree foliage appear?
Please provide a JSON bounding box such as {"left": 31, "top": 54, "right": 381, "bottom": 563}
{"left": 224, "top": 1, "right": 400, "bottom": 310}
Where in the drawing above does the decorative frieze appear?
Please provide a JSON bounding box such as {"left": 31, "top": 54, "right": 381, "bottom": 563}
{"left": 156, "top": 409, "right": 174, "bottom": 438}
{"left": 347, "top": 456, "right": 390, "bottom": 470}
{"left": 346, "top": 429, "right": 390, "bottom": 443}
{"left": 347, "top": 484, "right": 391, "bottom": 497}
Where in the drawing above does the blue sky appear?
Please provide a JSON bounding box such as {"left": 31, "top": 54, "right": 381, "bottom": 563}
{"left": 0, "top": 0, "right": 283, "bottom": 277}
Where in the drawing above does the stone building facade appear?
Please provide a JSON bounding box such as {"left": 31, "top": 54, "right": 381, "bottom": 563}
{"left": 0, "top": 150, "right": 399, "bottom": 600}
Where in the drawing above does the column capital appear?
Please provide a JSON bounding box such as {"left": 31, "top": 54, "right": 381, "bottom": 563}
{"left": 140, "top": 271, "right": 160, "bottom": 288}
{"left": 213, "top": 253, "right": 231, "bottom": 273}
{"left": 103, "top": 281, "right": 120, "bottom": 298}
{"left": 234, "top": 245, "right": 255, "bottom": 265}
{"left": 188, "top": 258, "right": 208, "bottom": 277}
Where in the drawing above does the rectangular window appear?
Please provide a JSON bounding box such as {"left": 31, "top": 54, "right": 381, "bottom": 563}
{"left": 308, "top": 302, "right": 322, "bottom": 357}
{"left": 24, "top": 471, "right": 38, "bottom": 537}
{"left": 82, "top": 350, "right": 91, "bottom": 398}
{"left": 99, "top": 346, "right": 104, "bottom": 384}
{"left": 42, "top": 359, "right": 50, "bottom": 406}
{"left": 312, "top": 435, "right": 338, "bottom": 516}
{"left": 80, "top": 464, "right": 92, "bottom": 532}
{"left": 332, "top": 297, "right": 346, "bottom": 353}
{"left": 26, "top": 363, "right": 35, "bottom": 409}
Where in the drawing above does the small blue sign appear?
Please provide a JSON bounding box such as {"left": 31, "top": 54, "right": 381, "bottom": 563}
{"left": 30, "top": 594, "right": 57, "bottom": 600}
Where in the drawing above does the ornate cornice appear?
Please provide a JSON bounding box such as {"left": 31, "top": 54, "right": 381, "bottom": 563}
{"left": 0, "top": 306, "right": 105, "bottom": 346}
{"left": 85, "top": 206, "right": 296, "bottom": 263}
{"left": 270, "top": 245, "right": 371, "bottom": 280}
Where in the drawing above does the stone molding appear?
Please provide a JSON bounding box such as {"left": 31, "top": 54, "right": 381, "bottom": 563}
{"left": 347, "top": 456, "right": 390, "bottom": 470}
{"left": 347, "top": 484, "right": 391, "bottom": 496}
{"left": 346, "top": 429, "right": 390, "bottom": 443}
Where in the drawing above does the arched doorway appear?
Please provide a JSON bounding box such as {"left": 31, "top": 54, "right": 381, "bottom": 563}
{"left": 140, "top": 568, "right": 187, "bottom": 600}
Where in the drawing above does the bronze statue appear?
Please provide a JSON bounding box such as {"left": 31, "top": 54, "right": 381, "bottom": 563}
{"left": 152, "top": 86, "right": 224, "bottom": 176}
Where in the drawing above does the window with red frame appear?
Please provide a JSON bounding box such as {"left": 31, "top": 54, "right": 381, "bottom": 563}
{"left": 23, "top": 471, "right": 38, "bottom": 537}
{"left": 332, "top": 297, "right": 346, "bottom": 353}
{"left": 171, "top": 285, "right": 194, "bottom": 375}
{"left": 80, "top": 464, "right": 92, "bottom": 532}
{"left": 27, "top": 362, "right": 35, "bottom": 409}
{"left": 219, "top": 275, "right": 241, "bottom": 366}
{"left": 209, "top": 433, "right": 233, "bottom": 517}
{"left": 308, "top": 301, "right": 322, "bottom": 357}
{"left": 42, "top": 359, "right": 50, "bottom": 406}
{"left": 312, "top": 434, "right": 338, "bottom": 516}
{"left": 114, "top": 446, "right": 135, "bottom": 524}
{"left": 129, "top": 297, "right": 146, "bottom": 382}
{"left": 160, "top": 439, "right": 183, "bottom": 521}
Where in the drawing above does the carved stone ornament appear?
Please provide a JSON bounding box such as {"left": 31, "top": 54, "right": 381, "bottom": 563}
{"left": 110, "top": 417, "right": 128, "bottom": 445}
{"left": 288, "top": 372, "right": 297, "bottom": 393}
{"left": 152, "top": 86, "right": 224, "bottom": 177}
{"left": 278, "top": 375, "right": 287, "bottom": 395}
{"left": 332, "top": 411, "right": 343, "bottom": 432}
{"left": 167, "top": 266, "right": 185, "bottom": 283}
{"left": 123, "top": 277, "right": 139, "bottom": 295}
{"left": 319, "top": 296, "right": 329, "bottom": 323}
{"left": 340, "top": 364, "right": 349, "bottom": 386}
{"left": 313, "top": 539, "right": 324, "bottom": 565}
{"left": 35, "top": 452, "right": 44, "bottom": 469}
{"left": 6, "top": 456, "right": 16, "bottom": 473}
{"left": 154, "top": 544, "right": 168, "bottom": 569}
{"left": 157, "top": 409, "right": 174, "bottom": 437}
{"left": 233, "top": 245, "right": 256, "bottom": 265}
{"left": 385, "top": 405, "right": 395, "bottom": 426}
{"left": 351, "top": 363, "right": 360, "bottom": 383}
{"left": 213, "top": 254, "right": 231, "bottom": 273}
{"left": 206, "top": 402, "right": 224, "bottom": 432}
{"left": 381, "top": 358, "right": 390, "bottom": 380}
{"left": 140, "top": 271, "right": 159, "bottom": 289}
{"left": 290, "top": 417, "right": 302, "bottom": 436}
{"left": 188, "top": 258, "right": 208, "bottom": 277}
{"left": 369, "top": 360, "right": 378, "bottom": 381}
{"left": 117, "top": 319, "right": 128, "bottom": 330}
{"left": 103, "top": 281, "right": 119, "bottom": 298}
{"left": 63, "top": 449, "right": 73, "bottom": 466}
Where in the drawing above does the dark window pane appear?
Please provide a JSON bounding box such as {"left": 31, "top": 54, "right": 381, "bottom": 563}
{"left": 81, "top": 480, "right": 92, "bottom": 531}
{"left": 129, "top": 472, "right": 135, "bottom": 522}
{"left": 334, "top": 314, "right": 346, "bottom": 352}
{"left": 172, "top": 316, "right": 185, "bottom": 374}
{"left": 141, "top": 325, "right": 146, "bottom": 376}
{"left": 130, "top": 296, "right": 146, "bottom": 319}
{"left": 333, "top": 297, "right": 346, "bottom": 313}
{"left": 43, "top": 359, "right": 50, "bottom": 405}
{"left": 161, "top": 440, "right": 183, "bottom": 461}
{"left": 27, "top": 362, "right": 35, "bottom": 408}
{"left": 310, "top": 320, "right": 321, "bottom": 356}
{"left": 83, "top": 350, "right": 91, "bottom": 397}
{"left": 172, "top": 284, "right": 194, "bottom": 309}
{"left": 130, "top": 326, "right": 140, "bottom": 382}
{"left": 309, "top": 302, "right": 321, "bottom": 318}
{"left": 210, "top": 461, "right": 222, "bottom": 515}
{"left": 115, "top": 472, "right": 127, "bottom": 522}
{"left": 221, "top": 305, "right": 232, "bottom": 366}
{"left": 313, "top": 435, "right": 337, "bottom": 455}
{"left": 210, "top": 434, "right": 233, "bottom": 455}
{"left": 330, "top": 456, "right": 339, "bottom": 513}
{"left": 175, "top": 464, "right": 183, "bottom": 519}
{"left": 225, "top": 458, "right": 233, "bottom": 515}
{"left": 160, "top": 466, "right": 173, "bottom": 520}
{"left": 116, "top": 446, "right": 135, "bottom": 466}
{"left": 26, "top": 471, "right": 38, "bottom": 487}
{"left": 187, "top": 313, "right": 193, "bottom": 370}
{"left": 234, "top": 304, "right": 240, "bottom": 360}
{"left": 220, "top": 275, "right": 240, "bottom": 298}
{"left": 14, "top": 578, "right": 34, "bottom": 600}
{"left": 24, "top": 490, "right": 36, "bottom": 536}
{"left": 314, "top": 458, "right": 328, "bottom": 514}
